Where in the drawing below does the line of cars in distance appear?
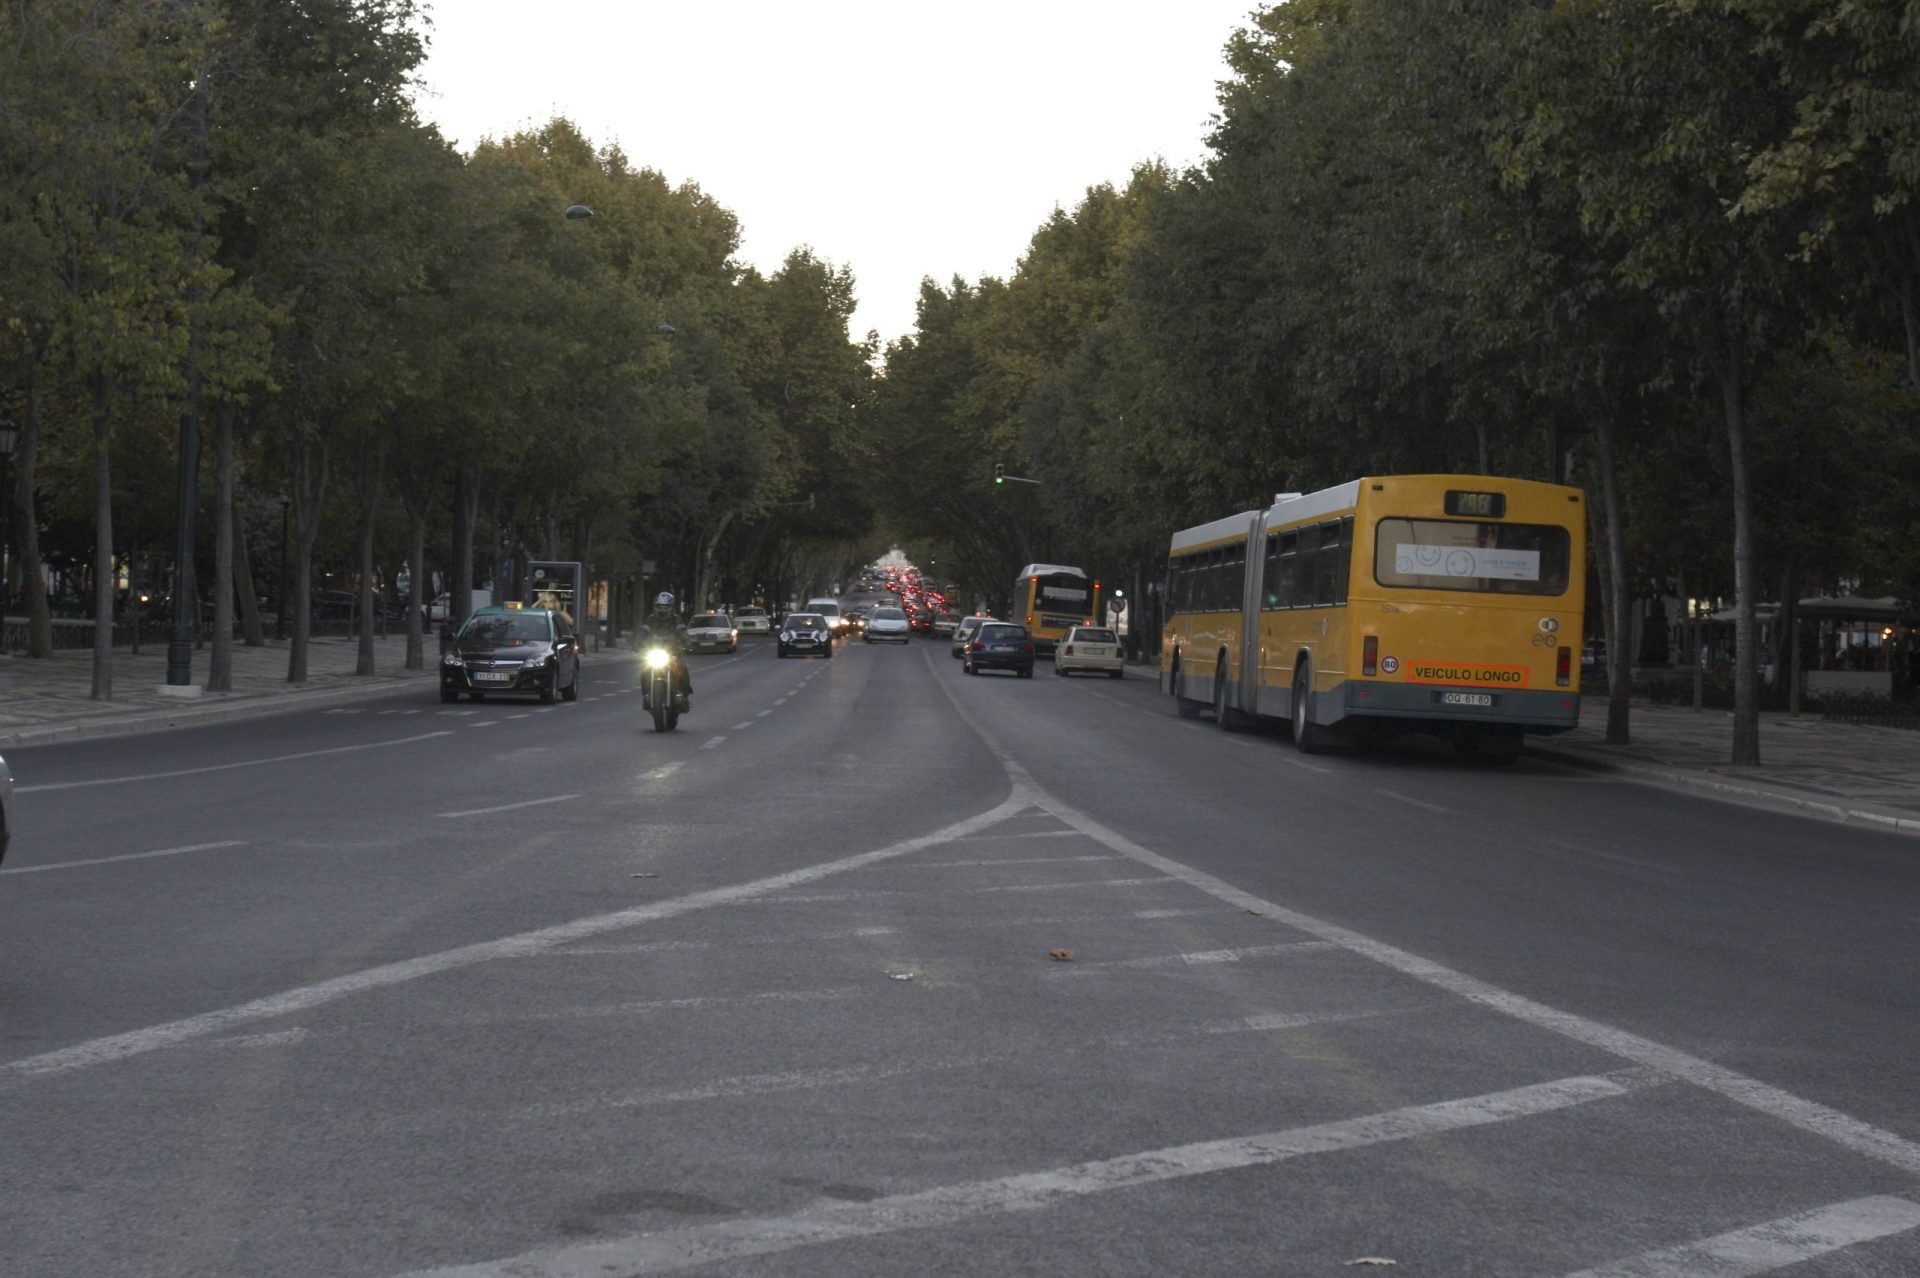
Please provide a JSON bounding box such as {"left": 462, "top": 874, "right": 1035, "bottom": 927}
{"left": 950, "top": 616, "right": 1126, "bottom": 680}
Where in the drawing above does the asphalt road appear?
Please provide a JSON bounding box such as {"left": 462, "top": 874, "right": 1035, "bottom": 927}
{"left": 3, "top": 636, "right": 1918, "bottom": 1276}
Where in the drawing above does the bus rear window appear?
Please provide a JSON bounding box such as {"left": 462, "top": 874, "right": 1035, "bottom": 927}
{"left": 1373, "top": 519, "right": 1571, "bottom": 596}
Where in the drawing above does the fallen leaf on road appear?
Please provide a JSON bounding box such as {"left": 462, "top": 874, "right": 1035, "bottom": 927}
{"left": 630, "top": 873, "right": 658, "bottom": 878}
{"left": 1048, "top": 949, "right": 1075, "bottom": 961}
{"left": 1344, "top": 1260, "right": 1399, "bottom": 1268}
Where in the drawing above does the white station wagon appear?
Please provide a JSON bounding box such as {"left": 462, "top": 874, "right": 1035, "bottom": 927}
{"left": 1053, "top": 625, "right": 1125, "bottom": 678}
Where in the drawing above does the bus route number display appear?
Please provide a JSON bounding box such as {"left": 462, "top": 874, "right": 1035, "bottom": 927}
{"left": 1444, "top": 490, "right": 1506, "bottom": 518}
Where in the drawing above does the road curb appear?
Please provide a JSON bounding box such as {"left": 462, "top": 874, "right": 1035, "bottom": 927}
{"left": 0, "top": 672, "right": 437, "bottom": 750}
{"left": 1525, "top": 743, "right": 1920, "bottom": 838}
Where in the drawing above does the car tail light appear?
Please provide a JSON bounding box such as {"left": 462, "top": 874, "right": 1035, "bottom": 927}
{"left": 1556, "top": 645, "right": 1572, "bottom": 687}
{"left": 971, "top": 641, "right": 984, "bottom": 652}
{"left": 1362, "top": 635, "right": 1378, "bottom": 676}
{"left": 1023, "top": 642, "right": 1034, "bottom": 654}
{"left": 1062, "top": 645, "right": 1073, "bottom": 656}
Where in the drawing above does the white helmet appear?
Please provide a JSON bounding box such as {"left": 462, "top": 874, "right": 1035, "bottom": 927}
{"left": 655, "top": 591, "right": 674, "bottom": 610}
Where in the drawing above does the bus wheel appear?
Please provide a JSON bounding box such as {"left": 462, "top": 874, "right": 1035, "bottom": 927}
{"left": 1291, "top": 665, "right": 1326, "bottom": 754}
{"left": 1214, "top": 660, "right": 1246, "bottom": 731}
{"left": 1173, "top": 668, "right": 1203, "bottom": 719}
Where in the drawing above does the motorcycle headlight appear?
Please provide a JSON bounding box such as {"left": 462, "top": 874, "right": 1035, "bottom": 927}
{"left": 644, "top": 648, "right": 672, "bottom": 670}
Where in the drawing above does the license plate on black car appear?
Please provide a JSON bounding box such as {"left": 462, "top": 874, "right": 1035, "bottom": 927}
{"left": 474, "top": 672, "right": 511, "bottom": 683}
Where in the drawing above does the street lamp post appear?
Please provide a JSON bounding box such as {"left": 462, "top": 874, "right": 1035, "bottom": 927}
{"left": 274, "top": 495, "right": 291, "bottom": 641}
{"left": 0, "top": 414, "right": 17, "bottom": 647}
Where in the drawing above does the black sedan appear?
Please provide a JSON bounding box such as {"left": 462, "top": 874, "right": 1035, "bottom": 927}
{"left": 440, "top": 607, "right": 581, "bottom": 703}
{"left": 962, "top": 622, "right": 1035, "bottom": 678}
{"left": 777, "top": 612, "right": 834, "bottom": 659}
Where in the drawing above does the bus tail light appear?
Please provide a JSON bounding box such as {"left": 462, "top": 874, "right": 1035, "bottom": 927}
{"left": 1362, "top": 635, "right": 1378, "bottom": 676}
{"left": 1556, "top": 645, "right": 1572, "bottom": 687}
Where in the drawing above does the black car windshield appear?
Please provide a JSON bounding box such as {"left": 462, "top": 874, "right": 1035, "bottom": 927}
{"left": 459, "top": 614, "right": 550, "bottom": 644}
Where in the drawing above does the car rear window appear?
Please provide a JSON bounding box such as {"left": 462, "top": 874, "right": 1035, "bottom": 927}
{"left": 1072, "top": 629, "right": 1118, "bottom": 644}
{"left": 978, "top": 624, "right": 1026, "bottom": 641}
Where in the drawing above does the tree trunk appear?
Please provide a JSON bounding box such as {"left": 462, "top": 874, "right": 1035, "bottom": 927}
{"left": 286, "top": 426, "right": 329, "bottom": 685}
{"left": 19, "top": 356, "right": 52, "bottom": 658}
{"left": 354, "top": 435, "right": 388, "bottom": 677}
{"left": 694, "top": 511, "right": 735, "bottom": 611}
{"left": 1899, "top": 205, "right": 1919, "bottom": 397}
{"left": 1590, "top": 407, "right": 1632, "bottom": 745}
{"left": 208, "top": 402, "right": 235, "bottom": 690}
{"left": 234, "top": 483, "right": 264, "bottom": 647}
{"left": 451, "top": 463, "right": 476, "bottom": 622}
{"left": 1720, "top": 346, "right": 1761, "bottom": 765}
{"left": 90, "top": 371, "right": 115, "bottom": 701}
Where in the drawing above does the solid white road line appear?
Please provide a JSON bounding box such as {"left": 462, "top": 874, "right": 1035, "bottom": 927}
{"left": 16, "top": 731, "right": 455, "bottom": 794}
{"left": 1561, "top": 1195, "right": 1920, "bottom": 1277}
{"left": 403, "top": 1069, "right": 1664, "bottom": 1278}
{"left": 1, "top": 840, "right": 248, "bottom": 876}
{"left": 437, "top": 795, "right": 581, "bottom": 820}
{"left": 0, "top": 786, "right": 1034, "bottom": 1084}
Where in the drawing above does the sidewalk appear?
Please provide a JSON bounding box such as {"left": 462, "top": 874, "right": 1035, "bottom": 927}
{"left": 0, "top": 633, "right": 439, "bottom": 749}
{"left": 1528, "top": 698, "right": 1920, "bottom": 836}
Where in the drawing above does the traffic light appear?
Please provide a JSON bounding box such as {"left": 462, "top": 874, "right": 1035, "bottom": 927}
{"left": 993, "top": 463, "right": 1004, "bottom": 485}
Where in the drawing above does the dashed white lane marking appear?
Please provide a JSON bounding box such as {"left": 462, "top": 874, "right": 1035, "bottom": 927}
{"left": 1277, "top": 753, "right": 1333, "bottom": 774}
{"left": 507, "top": 713, "right": 530, "bottom": 720}
{"left": 973, "top": 876, "right": 1173, "bottom": 894}
{"left": 701, "top": 736, "right": 727, "bottom": 750}
{"left": 555, "top": 926, "right": 902, "bottom": 957}
{"left": 1560, "top": 1195, "right": 1920, "bottom": 1277}
{"left": 755, "top": 710, "right": 773, "bottom": 718}
{"left": 0, "top": 788, "right": 1032, "bottom": 1083}
{"left": 909, "top": 854, "right": 1120, "bottom": 869}
{"left": 1133, "top": 908, "right": 1227, "bottom": 920}
{"left": 438, "top": 795, "right": 581, "bottom": 820}
{"left": 642, "top": 763, "right": 684, "bottom": 781}
{"left": 469, "top": 720, "right": 497, "bottom": 729}
{"left": 399, "top": 709, "right": 422, "bottom": 716}
{"left": 429, "top": 986, "right": 867, "bottom": 1030}
{"left": 16, "top": 732, "right": 454, "bottom": 794}
{"left": 1064, "top": 942, "right": 1337, "bottom": 970}
{"left": 407, "top": 1069, "right": 1665, "bottom": 1277}
{"left": 773, "top": 698, "right": 788, "bottom": 706}
{"left": 731, "top": 721, "right": 753, "bottom": 731}
{"left": 2, "top": 840, "right": 248, "bottom": 876}
{"left": 437, "top": 709, "right": 480, "bottom": 717}
{"left": 1373, "top": 787, "right": 1453, "bottom": 815}
{"left": 324, "top": 708, "right": 365, "bottom": 715}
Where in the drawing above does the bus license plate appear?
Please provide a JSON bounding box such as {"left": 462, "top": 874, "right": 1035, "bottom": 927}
{"left": 1442, "top": 692, "right": 1493, "bottom": 707}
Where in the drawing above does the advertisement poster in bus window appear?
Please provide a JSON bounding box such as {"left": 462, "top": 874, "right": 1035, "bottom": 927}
{"left": 1394, "top": 544, "right": 1540, "bottom": 582}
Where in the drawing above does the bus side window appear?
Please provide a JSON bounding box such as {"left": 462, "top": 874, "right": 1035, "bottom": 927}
{"left": 1275, "top": 532, "right": 1298, "bottom": 608}
{"left": 1314, "top": 520, "right": 1343, "bottom": 606}
{"left": 1263, "top": 535, "right": 1283, "bottom": 609}
{"left": 1294, "top": 525, "right": 1320, "bottom": 607}
{"left": 1226, "top": 542, "right": 1245, "bottom": 613}
{"left": 1208, "top": 547, "right": 1225, "bottom": 612}
{"left": 1336, "top": 516, "right": 1354, "bottom": 603}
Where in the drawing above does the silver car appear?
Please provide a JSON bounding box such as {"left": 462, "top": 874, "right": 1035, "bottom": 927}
{"left": 864, "top": 606, "right": 911, "bottom": 643}
{"left": 684, "top": 613, "right": 738, "bottom": 653}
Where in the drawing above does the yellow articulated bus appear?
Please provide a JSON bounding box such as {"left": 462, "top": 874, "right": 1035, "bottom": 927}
{"left": 1160, "top": 475, "right": 1585, "bottom": 762}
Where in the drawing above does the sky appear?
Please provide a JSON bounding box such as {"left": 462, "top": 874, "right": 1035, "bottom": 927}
{"left": 412, "top": 2, "right": 1259, "bottom": 349}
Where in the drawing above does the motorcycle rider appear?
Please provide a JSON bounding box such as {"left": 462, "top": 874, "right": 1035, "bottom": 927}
{"left": 637, "top": 591, "right": 692, "bottom": 711}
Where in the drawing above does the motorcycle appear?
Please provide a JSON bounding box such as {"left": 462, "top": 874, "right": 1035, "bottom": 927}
{"left": 642, "top": 645, "right": 686, "bottom": 732}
